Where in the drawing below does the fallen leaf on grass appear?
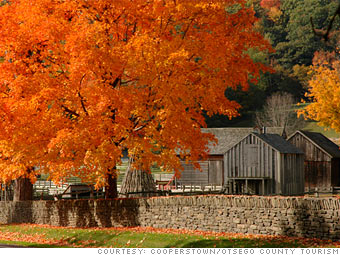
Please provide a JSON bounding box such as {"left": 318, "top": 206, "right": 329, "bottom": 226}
{"left": 3, "top": 224, "right": 340, "bottom": 248}
{"left": 0, "top": 231, "right": 98, "bottom": 248}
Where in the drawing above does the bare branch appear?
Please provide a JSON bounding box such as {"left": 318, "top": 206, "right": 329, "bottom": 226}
{"left": 255, "top": 92, "right": 305, "bottom": 135}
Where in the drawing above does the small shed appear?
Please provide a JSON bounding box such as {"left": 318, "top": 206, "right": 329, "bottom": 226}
{"left": 178, "top": 127, "right": 283, "bottom": 188}
{"left": 287, "top": 130, "right": 340, "bottom": 192}
{"left": 179, "top": 158, "right": 224, "bottom": 187}
{"left": 224, "top": 132, "right": 304, "bottom": 195}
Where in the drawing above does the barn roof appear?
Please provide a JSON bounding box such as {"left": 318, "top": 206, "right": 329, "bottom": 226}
{"left": 201, "top": 127, "right": 284, "bottom": 155}
{"left": 288, "top": 130, "right": 340, "bottom": 158}
{"left": 252, "top": 133, "right": 304, "bottom": 154}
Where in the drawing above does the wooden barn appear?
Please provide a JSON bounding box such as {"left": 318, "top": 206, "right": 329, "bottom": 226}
{"left": 177, "top": 127, "right": 283, "bottom": 188}
{"left": 287, "top": 130, "right": 340, "bottom": 193}
{"left": 224, "top": 132, "right": 304, "bottom": 195}
{"left": 179, "top": 158, "right": 224, "bottom": 187}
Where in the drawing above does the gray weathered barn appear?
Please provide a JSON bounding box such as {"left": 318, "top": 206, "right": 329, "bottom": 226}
{"left": 288, "top": 130, "right": 340, "bottom": 193}
{"left": 224, "top": 132, "right": 304, "bottom": 195}
{"left": 177, "top": 127, "right": 283, "bottom": 188}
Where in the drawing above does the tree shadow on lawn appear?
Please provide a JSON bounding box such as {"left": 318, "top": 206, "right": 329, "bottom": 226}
{"left": 58, "top": 230, "right": 127, "bottom": 247}
{"left": 165, "top": 238, "right": 304, "bottom": 248}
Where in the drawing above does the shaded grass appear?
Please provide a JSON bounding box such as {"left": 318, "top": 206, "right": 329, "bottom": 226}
{"left": 0, "top": 224, "right": 339, "bottom": 248}
{"left": 303, "top": 121, "right": 340, "bottom": 138}
{"left": 0, "top": 239, "right": 62, "bottom": 248}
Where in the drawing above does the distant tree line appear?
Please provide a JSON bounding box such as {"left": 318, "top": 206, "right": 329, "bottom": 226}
{"left": 206, "top": 0, "right": 340, "bottom": 128}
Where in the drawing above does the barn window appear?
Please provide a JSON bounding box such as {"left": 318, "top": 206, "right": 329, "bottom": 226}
{"left": 245, "top": 144, "right": 259, "bottom": 167}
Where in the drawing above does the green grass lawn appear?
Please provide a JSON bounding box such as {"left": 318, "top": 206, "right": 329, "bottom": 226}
{"left": 0, "top": 224, "right": 339, "bottom": 248}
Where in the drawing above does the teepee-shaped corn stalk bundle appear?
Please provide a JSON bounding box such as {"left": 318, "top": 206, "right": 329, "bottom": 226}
{"left": 120, "top": 156, "right": 156, "bottom": 198}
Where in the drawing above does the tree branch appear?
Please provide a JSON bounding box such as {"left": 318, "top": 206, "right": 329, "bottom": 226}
{"left": 61, "top": 105, "right": 79, "bottom": 118}
{"left": 78, "top": 91, "right": 88, "bottom": 116}
{"left": 311, "top": 3, "right": 340, "bottom": 41}
{"left": 182, "top": 18, "right": 194, "bottom": 40}
{"left": 78, "top": 74, "right": 88, "bottom": 116}
{"left": 110, "top": 76, "right": 121, "bottom": 88}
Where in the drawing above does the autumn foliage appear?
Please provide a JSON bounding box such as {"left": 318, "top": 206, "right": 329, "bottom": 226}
{"left": 260, "top": 0, "right": 280, "bottom": 10}
{"left": 0, "top": 0, "right": 270, "bottom": 188}
{"left": 303, "top": 59, "right": 340, "bottom": 133}
{"left": 259, "top": 0, "right": 281, "bottom": 21}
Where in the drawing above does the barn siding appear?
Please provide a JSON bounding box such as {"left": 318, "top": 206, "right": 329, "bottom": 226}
{"left": 289, "top": 133, "right": 331, "bottom": 162}
{"left": 225, "top": 136, "right": 274, "bottom": 179}
{"left": 179, "top": 157, "right": 224, "bottom": 186}
{"left": 288, "top": 132, "right": 337, "bottom": 192}
{"left": 281, "top": 154, "right": 305, "bottom": 195}
{"left": 225, "top": 133, "right": 304, "bottom": 196}
{"left": 180, "top": 161, "right": 209, "bottom": 185}
{"left": 331, "top": 159, "right": 340, "bottom": 187}
{"left": 276, "top": 151, "right": 281, "bottom": 194}
{"left": 208, "top": 160, "right": 223, "bottom": 185}
{"left": 270, "top": 148, "right": 275, "bottom": 193}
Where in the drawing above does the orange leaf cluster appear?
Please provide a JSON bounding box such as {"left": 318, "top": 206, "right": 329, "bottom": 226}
{"left": 0, "top": 0, "right": 271, "bottom": 186}
{"left": 0, "top": 229, "right": 96, "bottom": 247}
{"left": 260, "top": 0, "right": 280, "bottom": 9}
{"left": 302, "top": 61, "right": 340, "bottom": 134}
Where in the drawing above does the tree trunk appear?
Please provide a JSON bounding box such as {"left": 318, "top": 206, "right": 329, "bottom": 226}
{"left": 13, "top": 169, "right": 33, "bottom": 201}
{"left": 105, "top": 170, "right": 118, "bottom": 199}
{"left": 120, "top": 159, "right": 156, "bottom": 198}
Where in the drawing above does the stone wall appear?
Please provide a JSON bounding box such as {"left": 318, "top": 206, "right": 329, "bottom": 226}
{"left": 1, "top": 195, "right": 340, "bottom": 240}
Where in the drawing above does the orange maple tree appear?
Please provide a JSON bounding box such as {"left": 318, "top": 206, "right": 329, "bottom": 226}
{"left": 0, "top": 0, "right": 270, "bottom": 197}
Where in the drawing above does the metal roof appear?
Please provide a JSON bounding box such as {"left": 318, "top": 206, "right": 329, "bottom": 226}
{"left": 201, "top": 127, "right": 284, "bottom": 155}
{"left": 252, "top": 133, "right": 304, "bottom": 154}
{"left": 288, "top": 130, "right": 340, "bottom": 158}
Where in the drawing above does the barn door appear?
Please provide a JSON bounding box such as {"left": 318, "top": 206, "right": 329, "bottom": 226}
{"left": 304, "top": 161, "right": 331, "bottom": 191}
{"left": 208, "top": 160, "right": 224, "bottom": 185}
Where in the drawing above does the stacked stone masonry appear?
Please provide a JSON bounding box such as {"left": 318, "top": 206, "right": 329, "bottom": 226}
{"left": 1, "top": 195, "right": 340, "bottom": 240}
